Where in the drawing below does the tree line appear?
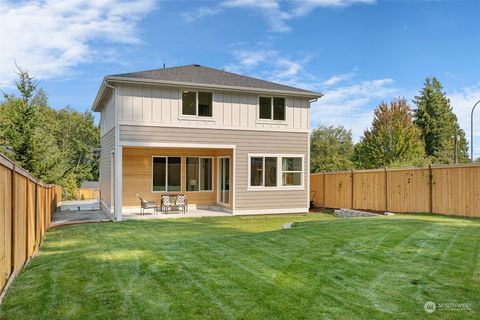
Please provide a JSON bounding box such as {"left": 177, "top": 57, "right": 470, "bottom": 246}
{"left": 0, "top": 68, "right": 99, "bottom": 199}
{"left": 311, "top": 77, "right": 474, "bottom": 172}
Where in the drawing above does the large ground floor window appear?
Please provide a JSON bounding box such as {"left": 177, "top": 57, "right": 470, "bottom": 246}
{"left": 186, "top": 157, "right": 213, "bottom": 191}
{"left": 248, "top": 154, "right": 304, "bottom": 190}
{"left": 152, "top": 156, "right": 181, "bottom": 192}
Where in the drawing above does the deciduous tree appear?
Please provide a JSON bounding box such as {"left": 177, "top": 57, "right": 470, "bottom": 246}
{"left": 310, "top": 125, "right": 354, "bottom": 172}
{"left": 353, "top": 98, "right": 425, "bottom": 169}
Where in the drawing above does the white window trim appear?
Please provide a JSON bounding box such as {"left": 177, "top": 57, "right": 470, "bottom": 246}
{"left": 151, "top": 156, "right": 183, "bottom": 193}
{"left": 247, "top": 153, "right": 305, "bottom": 191}
{"left": 185, "top": 156, "right": 214, "bottom": 192}
{"left": 257, "top": 96, "right": 287, "bottom": 122}
{"left": 180, "top": 89, "right": 214, "bottom": 118}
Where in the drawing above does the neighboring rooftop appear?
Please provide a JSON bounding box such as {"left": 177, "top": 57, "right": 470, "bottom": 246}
{"left": 80, "top": 181, "right": 99, "bottom": 189}
{"left": 109, "top": 64, "right": 321, "bottom": 97}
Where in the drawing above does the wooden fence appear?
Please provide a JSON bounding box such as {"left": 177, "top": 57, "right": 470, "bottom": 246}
{"left": 310, "top": 164, "right": 480, "bottom": 217}
{"left": 0, "top": 153, "right": 61, "bottom": 299}
{"left": 76, "top": 188, "right": 99, "bottom": 200}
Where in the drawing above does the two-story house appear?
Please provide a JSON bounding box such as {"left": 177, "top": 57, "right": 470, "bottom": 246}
{"left": 92, "top": 64, "right": 322, "bottom": 221}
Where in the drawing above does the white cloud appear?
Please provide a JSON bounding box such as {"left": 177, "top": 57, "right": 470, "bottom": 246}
{"left": 181, "top": 7, "right": 222, "bottom": 22}
{"left": 0, "top": 0, "right": 155, "bottom": 88}
{"left": 224, "top": 49, "right": 312, "bottom": 86}
{"left": 185, "top": 0, "right": 375, "bottom": 32}
{"left": 311, "top": 78, "right": 400, "bottom": 141}
{"left": 448, "top": 84, "right": 480, "bottom": 159}
{"left": 320, "top": 72, "right": 356, "bottom": 87}
{"left": 222, "top": 0, "right": 291, "bottom": 32}
{"left": 275, "top": 58, "right": 304, "bottom": 78}
{"left": 291, "top": 0, "right": 376, "bottom": 16}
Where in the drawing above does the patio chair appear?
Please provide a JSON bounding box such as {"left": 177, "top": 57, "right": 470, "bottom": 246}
{"left": 137, "top": 194, "right": 158, "bottom": 215}
{"left": 161, "top": 195, "right": 172, "bottom": 214}
{"left": 176, "top": 194, "right": 187, "bottom": 214}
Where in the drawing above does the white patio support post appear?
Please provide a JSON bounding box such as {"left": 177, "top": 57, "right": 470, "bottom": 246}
{"left": 114, "top": 145, "right": 123, "bottom": 221}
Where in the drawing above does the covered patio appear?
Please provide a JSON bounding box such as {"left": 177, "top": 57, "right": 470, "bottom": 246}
{"left": 110, "top": 144, "right": 234, "bottom": 220}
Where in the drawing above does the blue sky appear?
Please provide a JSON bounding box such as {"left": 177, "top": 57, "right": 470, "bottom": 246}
{"left": 1, "top": 0, "right": 479, "bottom": 158}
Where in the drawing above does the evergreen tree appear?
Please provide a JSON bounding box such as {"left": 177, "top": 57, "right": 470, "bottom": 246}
{"left": 0, "top": 68, "right": 100, "bottom": 198}
{"left": 413, "top": 77, "right": 469, "bottom": 164}
{"left": 310, "top": 125, "right": 354, "bottom": 172}
{"left": 0, "top": 67, "right": 38, "bottom": 171}
{"left": 353, "top": 98, "right": 426, "bottom": 169}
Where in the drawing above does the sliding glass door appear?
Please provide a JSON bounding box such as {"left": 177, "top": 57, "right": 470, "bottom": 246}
{"left": 218, "top": 157, "right": 230, "bottom": 205}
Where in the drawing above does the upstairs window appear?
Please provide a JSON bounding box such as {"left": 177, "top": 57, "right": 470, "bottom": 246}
{"left": 259, "top": 97, "right": 286, "bottom": 121}
{"left": 182, "top": 91, "right": 213, "bottom": 117}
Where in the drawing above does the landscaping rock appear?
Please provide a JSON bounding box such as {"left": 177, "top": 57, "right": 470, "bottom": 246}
{"left": 282, "top": 222, "right": 295, "bottom": 229}
{"left": 384, "top": 212, "right": 396, "bottom": 216}
{"left": 334, "top": 209, "right": 381, "bottom": 218}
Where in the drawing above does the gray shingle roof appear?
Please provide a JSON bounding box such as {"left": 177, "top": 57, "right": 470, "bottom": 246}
{"left": 80, "top": 181, "right": 99, "bottom": 189}
{"left": 110, "top": 64, "right": 321, "bottom": 96}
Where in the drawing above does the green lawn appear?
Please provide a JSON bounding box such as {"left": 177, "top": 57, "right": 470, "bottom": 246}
{"left": 1, "top": 213, "right": 479, "bottom": 319}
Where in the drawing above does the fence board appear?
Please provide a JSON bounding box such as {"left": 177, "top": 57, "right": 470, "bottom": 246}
{"left": 26, "top": 180, "right": 36, "bottom": 257}
{"left": 324, "top": 172, "right": 352, "bottom": 209}
{"left": 387, "top": 169, "right": 430, "bottom": 213}
{"left": 0, "top": 153, "right": 61, "bottom": 296}
{"left": 353, "top": 170, "right": 386, "bottom": 211}
{"left": 432, "top": 166, "right": 480, "bottom": 217}
{"left": 310, "top": 174, "right": 324, "bottom": 207}
{"left": 310, "top": 164, "right": 480, "bottom": 217}
{"left": 0, "top": 166, "right": 12, "bottom": 291}
{"left": 13, "top": 175, "right": 27, "bottom": 272}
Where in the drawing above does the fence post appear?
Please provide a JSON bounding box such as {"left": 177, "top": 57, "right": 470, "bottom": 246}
{"left": 384, "top": 167, "right": 388, "bottom": 212}
{"left": 351, "top": 169, "right": 354, "bottom": 209}
{"left": 428, "top": 164, "right": 433, "bottom": 213}
{"left": 10, "top": 163, "right": 15, "bottom": 273}
{"left": 34, "top": 183, "right": 38, "bottom": 252}
{"left": 322, "top": 172, "right": 326, "bottom": 207}
{"left": 25, "top": 179, "right": 29, "bottom": 262}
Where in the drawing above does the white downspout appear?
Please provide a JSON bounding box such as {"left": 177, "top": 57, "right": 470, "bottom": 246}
{"left": 105, "top": 80, "right": 123, "bottom": 221}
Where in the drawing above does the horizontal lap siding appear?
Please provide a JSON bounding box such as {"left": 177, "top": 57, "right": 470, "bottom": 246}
{"left": 100, "top": 128, "right": 115, "bottom": 209}
{"left": 120, "top": 125, "right": 308, "bottom": 211}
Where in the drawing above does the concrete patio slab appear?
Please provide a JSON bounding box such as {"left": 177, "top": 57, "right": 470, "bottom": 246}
{"left": 123, "top": 208, "right": 231, "bottom": 220}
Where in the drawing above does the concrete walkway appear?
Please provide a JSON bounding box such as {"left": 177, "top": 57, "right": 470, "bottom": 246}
{"left": 52, "top": 200, "right": 111, "bottom": 226}
{"left": 52, "top": 209, "right": 111, "bottom": 226}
